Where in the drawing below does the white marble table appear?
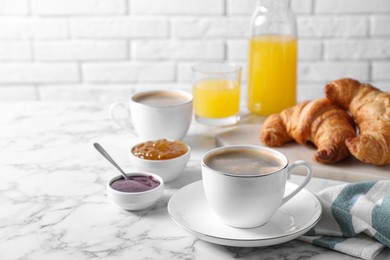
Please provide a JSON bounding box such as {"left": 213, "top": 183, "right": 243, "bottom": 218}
{"left": 1, "top": 101, "right": 388, "bottom": 260}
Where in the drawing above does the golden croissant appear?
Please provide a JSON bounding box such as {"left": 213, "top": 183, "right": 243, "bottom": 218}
{"left": 260, "top": 98, "right": 356, "bottom": 164}
{"left": 325, "top": 78, "right": 390, "bottom": 166}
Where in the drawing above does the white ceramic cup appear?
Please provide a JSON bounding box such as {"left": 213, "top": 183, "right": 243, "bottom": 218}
{"left": 201, "top": 145, "right": 312, "bottom": 229}
{"left": 109, "top": 90, "right": 193, "bottom": 141}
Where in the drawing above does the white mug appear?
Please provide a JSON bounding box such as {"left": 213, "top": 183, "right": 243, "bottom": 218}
{"left": 109, "top": 90, "right": 193, "bottom": 141}
{"left": 201, "top": 145, "right": 312, "bottom": 228}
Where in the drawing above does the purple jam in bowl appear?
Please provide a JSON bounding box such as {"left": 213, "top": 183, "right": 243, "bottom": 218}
{"left": 110, "top": 175, "right": 160, "bottom": 192}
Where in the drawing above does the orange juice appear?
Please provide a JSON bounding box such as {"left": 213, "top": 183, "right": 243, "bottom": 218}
{"left": 193, "top": 79, "right": 240, "bottom": 118}
{"left": 247, "top": 35, "right": 297, "bottom": 115}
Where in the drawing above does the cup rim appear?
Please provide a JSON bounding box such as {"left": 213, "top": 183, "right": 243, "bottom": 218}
{"left": 107, "top": 172, "right": 164, "bottom": 195}
{"left": 130, "top": 89, "right": 193, "bottom": 108}
{"left": 202, "top": 145, "right": 289, "bottom": 177}
{"left": 191, "top": 60, "right": 242, "bottom": 74}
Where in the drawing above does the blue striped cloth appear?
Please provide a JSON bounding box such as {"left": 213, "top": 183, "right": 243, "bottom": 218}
{"left": 299, "top": 181, "right": 390, "bottom": 260}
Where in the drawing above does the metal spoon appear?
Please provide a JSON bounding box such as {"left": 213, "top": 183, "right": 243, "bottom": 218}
{"left": 93, "top": 142, "right": 129, "bottom": 180}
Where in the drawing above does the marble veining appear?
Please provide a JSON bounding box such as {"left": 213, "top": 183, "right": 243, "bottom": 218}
{"left": 0, "top": 101, "right": 384, "bottom": 260}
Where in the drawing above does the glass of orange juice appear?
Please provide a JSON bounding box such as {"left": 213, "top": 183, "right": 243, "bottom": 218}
{"left": 247, "top": 35, "right": 297, "bottom": 115}
{"left": 192, "top": 61, "right": 241, "bottom": 126}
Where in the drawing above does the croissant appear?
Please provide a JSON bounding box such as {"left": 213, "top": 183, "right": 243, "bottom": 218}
{"left": 260, "top": 98, "right": 356, "bottom": 164}
{"left": 325, "top": 78, "right": 390, "bottom": 166}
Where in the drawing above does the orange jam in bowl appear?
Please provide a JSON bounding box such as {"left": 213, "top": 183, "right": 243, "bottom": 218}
{"left": 132, "top": 139, "right": 188, "bottom": 160}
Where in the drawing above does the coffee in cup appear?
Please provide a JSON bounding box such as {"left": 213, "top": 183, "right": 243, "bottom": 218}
{"left": 204, "top": 149, "right": 285, "bottom": 176}
{"left": 109, "top": 90, "right": 193, "bottom": 141}
{"left": 134, "top": 91, "right": 190, "bottom": 106}
{"left": 201, "top": 145, "right": 312, "bottom": 228}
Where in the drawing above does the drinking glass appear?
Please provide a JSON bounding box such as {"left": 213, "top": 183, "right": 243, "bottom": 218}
{"left": 192, "top": 61, "right": 242, "bottom": 126}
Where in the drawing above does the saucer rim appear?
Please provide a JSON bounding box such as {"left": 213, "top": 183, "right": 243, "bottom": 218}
{"left": 168, "top": 180, "right": 322, "bottom": 247}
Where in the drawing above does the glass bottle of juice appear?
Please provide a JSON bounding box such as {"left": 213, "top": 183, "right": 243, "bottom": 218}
{"left": 247, "top": 0, "right": 297, "bottom": 115}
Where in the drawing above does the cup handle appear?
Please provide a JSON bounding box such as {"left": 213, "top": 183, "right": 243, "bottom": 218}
{"left": 281, "top": 160, "right": 312, "bottom": 206}
{"left": 109, "top": 102, "right": 136, "bottom": 135}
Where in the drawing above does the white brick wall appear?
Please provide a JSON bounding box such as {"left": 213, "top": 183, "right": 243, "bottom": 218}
{"left": 31, "top": 0, "right": 127, "bottom": 15}
{"left": 130, "top": 0, "right": 224, "bottom": 15}
{"left": 0, "top": 18, "right": 68, "bottom": 39}
{"left": 0, "top": 42, "right": 31, "bottom": 60}
{"left": 0, "top": 0, "right": 389, "bottom": 102}
{"left": 371, "top": 16, "right": 390, "bottom": 36}
{"left": 70, "top": 17, "right": 169, "bottom": 38}
{"left": 0, "top": 0, "right": 29, "bottom": 15}
{"left": 315, "top": 0, "right": 390, "bottom": 14}
{"left": 82, "top": 62, "right": 175, "bottom": 82}
{"left": 0, "top": 63, "right": 79, "bottom": 83}
{"left": 297, "top": 16, "right": 369, "bottom": 37}
{"left": 34, "top": 40, "right": 128, "bottom": 61}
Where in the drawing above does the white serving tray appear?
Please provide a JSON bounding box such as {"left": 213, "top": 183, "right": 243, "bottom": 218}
{"left": 215, "top": 124, "right": 390, "bottom": 182}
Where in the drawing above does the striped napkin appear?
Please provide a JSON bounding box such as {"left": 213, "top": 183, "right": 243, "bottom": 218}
{"left": 299, "top": 181, "right": 390, "bottom": 260}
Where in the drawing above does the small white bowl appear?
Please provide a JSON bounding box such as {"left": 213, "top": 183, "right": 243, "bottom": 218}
{"left": 129, "top": 143, "right": 191, "bottom": 183}
{"left": 107, "top": 172, "right": 164, "bottom": 211}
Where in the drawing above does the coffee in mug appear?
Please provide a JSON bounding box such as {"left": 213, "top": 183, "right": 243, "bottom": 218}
{"left": 204, "top": 149, "right": 285, "bottom": 176}
{"left": 202, "top": 145, "right": 312, "bottom": 228}
{"left": 134, "top": 92, "right": 190, "bottom": 106}
{"left": 109, "top": 90, "right": 193, "bottom": 141}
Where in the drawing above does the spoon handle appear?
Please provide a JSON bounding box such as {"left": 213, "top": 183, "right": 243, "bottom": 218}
{"left": 93, "top": 143, "right": 129, "bottom": 179}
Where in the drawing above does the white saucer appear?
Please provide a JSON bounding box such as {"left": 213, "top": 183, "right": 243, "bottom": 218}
{"left": 168, "top": 181, "right": 322, "bottom": 247}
